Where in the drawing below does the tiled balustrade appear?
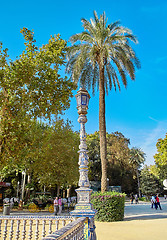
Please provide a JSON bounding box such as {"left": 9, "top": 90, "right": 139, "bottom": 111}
{"left": 42, "top": 217, "right": 86, "bottom": 240}
{"left": 0, "top": 215, "right": 74, "bottom": 240}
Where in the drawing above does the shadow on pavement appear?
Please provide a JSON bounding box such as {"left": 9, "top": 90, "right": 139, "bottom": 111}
{"left": 124, "top": 213, "right": 167, "bottom": 221}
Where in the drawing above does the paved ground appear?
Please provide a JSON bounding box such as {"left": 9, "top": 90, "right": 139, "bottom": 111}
{"left": 96, "top": 198, "right": 167, "bottom": 240}
{"left": 124, "top": 197, "right": 167, "bottom": 220}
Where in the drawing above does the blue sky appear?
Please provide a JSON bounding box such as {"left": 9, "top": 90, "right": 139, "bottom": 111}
{"left": 0, "top": 0, "right": 167, "bottom": 165}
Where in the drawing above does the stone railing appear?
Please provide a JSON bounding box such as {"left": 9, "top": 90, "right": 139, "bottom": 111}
{"left": 42, "top": 217, "right": 86, "bottom": 240}
{"left": 0, "top": 215, "right": 74, "bottom": 240}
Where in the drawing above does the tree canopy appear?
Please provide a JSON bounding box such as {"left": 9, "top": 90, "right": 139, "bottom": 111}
{"left": 0, "top": 28, "right": 76, "bottom": 166}
{"left": 154, "top": 133, "right": 167, "bottom": 179}
{"left": 0, "top": 28, "right": 75, "bottom": 120}
{"left": 32, "top": 119, "right": 79, "bottom": 189}
{"left": 87, "top": 131, "right": 140, "bottom": 193}
{"left": 0, "top": 119, "right": 80, "bottom": 199}
{"left": 140, "top": 165, "right": 161, "bottom": 197}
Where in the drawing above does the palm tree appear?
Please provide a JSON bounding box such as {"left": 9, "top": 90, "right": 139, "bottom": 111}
{"left": 66, "top": 11, "right": 140, "bottom": 192}
{"left": 130, "top": 147, "right": 146, "bottom": 197}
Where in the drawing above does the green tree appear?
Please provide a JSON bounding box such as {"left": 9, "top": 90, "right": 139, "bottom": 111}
{"left": 0, "top": 28, "right": 76, "bottom": 166}
{"left": 130, "top": 147, "right": 145, "bottom": 197}
{"left": 149, "top": 165, "right": 160, "bottom": 179}
{"left": 140, "top": 165, "right": 161, "bottom": 198}
{"left": 87, "top": 132, "right": 101, "bottom": 181}
{"left": 87, "top": 131, "right": 136, "bottom": 193}
{"left": 0, "top": 119, "right": 80, "bottom": 200}
{"left": 154, "top": 134, "right": 167, "bottom": 180}
{"left": 66, "top": 11, "right": 140, "bottom": 192}
{"left": 33, "top": 119, "right": 79, "bottom": 191}
{"left": 107, "top": 132, "right": 134, "bottom": 193}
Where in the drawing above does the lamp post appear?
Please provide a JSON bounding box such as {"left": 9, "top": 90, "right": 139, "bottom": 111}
{"left": 71, "top": 87, "right": 96, "bottom": 240}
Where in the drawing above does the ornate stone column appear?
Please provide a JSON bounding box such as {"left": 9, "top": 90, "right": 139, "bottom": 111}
{"left": 70, "top": 88, "right": 96, "bottom": 240}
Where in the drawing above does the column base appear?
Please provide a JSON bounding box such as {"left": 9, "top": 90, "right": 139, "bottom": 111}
{"left": 70, "top": 187, "right": 97, "bottom": 240}
{"left": 70, "top": 187, "right": 96, "bottom": 218}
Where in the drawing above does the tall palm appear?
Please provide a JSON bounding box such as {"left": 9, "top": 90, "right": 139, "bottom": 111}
{"left": 130, "top": 147, "right": 146, "bottom": 197}
{"left": 66, "top": 11, "right": 140, "bottom": 192}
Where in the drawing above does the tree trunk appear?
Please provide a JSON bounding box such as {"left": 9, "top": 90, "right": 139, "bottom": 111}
{"left": 99, "top": 64, "right": 107, "bottom": 193}
{"left": 25, "top": 174, "right": 31, "bottom": 202}
{"left": 136, "top": 169, "right": 141, "bottom": 198}
{"left": 67, "top": 185, "right": 71, "bottom": 198}
{"left": 57, "top": 185, "right": 60, "bottom": 197}
{"left": 21, "top": 171, "right": 26, "bottom": 201}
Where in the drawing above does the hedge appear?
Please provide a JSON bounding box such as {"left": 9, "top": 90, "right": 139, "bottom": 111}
{"left": 91, "top": 191, "right": 126, "bottom": 222}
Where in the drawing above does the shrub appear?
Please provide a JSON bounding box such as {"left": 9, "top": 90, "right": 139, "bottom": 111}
{"left": 139, "top": 197, "right": 147, "bottom": 202}
{"left": 91, "top": 191, "right": 126, "bottom": 222}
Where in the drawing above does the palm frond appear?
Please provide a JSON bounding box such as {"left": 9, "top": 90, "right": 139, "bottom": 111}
{"left": 81, "top": 18, "right": 97, "bottom": 37}
{"left": 93, "top": 10, "right": 99, "bottom": 24}
{"left": 66, "top": 11, "right": 140, "bottom": 94}
{"left": 108, "top": 21, "right": 120, "bottom": 31}
{"left": 112, "top": 57, "right": 127, "bottom": 89}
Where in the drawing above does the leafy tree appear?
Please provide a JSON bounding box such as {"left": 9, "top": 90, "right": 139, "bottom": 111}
{"left": 66, "top": 11, "right": 140, "bottom": 192}
{"left": 0, "top": 28, "right": 76, "bottom": 167}
{"left": 87, "top": 131, "right": 136, "bottom": 193}
{"left": 130, "top": 147, "right": 145, "bottom": 197}
{"left": 0, "top": 119, "right": 80, "bottom": 200}
{"left": 107, "top": 132, "right": 134, "bottom": 193}
{"left": 154, "top": 134, "right": 167, "bottom": 180}
{"left": 149, "top": 165, "right": 160, "bottom": 179}
{"left": 140, "top": 165, "right": 161, "bottom": 198}
{"left": 32, "top": 119, "right": 79, "bottom": 191}
{"left": 87, "top": 132, "right": 101, "bottom": 181}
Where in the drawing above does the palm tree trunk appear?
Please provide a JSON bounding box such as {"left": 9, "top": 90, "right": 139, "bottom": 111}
{"left": 136, "top": 169, "right": 141, "bottom": 198}
{"left": 99, "top": 64, "right": 107, "bottom": 193}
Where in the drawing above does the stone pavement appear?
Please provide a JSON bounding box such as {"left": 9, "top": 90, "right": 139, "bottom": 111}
{"left": 96, "top": 197, "right": 167, "bottom": 240}
{"left": 124, "top": 197, "right": 167, "bottom": 220}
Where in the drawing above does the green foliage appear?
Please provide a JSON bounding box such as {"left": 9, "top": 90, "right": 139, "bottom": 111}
{"left": 87, "top": 132, "right": 101, "bottom": 181}
{"left": 32, "top": 119, "right": 79, "bottom": 188}
{"left": 0, "top": 28, "right": 76, "bottom": 168}
{"left": 140, "top": 165, "right": 162, "bottom": 196}
{"left": 91, "top": 191, "right": 126, "bottom": 222}
{"left": 87, "top": 131, "right": 137, "bottom": 193}
{"left": 0, "top": 119, "right": 80, "bottom": 198}
{"left": 149, "top": 165, "right": 160, "bottom": 179}
{"left": 154, "top": 133, "right": 167, "bottom": 179}
{"left": 66, "top": 11, "right": 140, "bottom": 93}
{"left": 130, "top": 147, "right": 146, "bottom": 197}
{"left": 107, "top": 132, "right": 134, "bottom": 193}
{"left": 130, "top": 147, "right": 146, "bottom": 170}
{"left": 139, "top": 197, "right": 147, "bottom": 202}
{"left": 0, "top": 28, "right": 75, "bottom": 119}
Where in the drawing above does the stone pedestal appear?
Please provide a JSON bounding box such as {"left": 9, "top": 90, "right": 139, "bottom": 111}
{"left": 71, "top": 188, "right": 96, "bottom": 217}
{"left": 71, "top": 188, "right": 96, "bottom": 240}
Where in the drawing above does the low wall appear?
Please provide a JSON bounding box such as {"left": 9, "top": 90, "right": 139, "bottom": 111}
{"left": 0, "top": 215, "right": 74, "bottom": 239}
{"left": 42, "top": 217, "right": 86, "bottom": 240}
